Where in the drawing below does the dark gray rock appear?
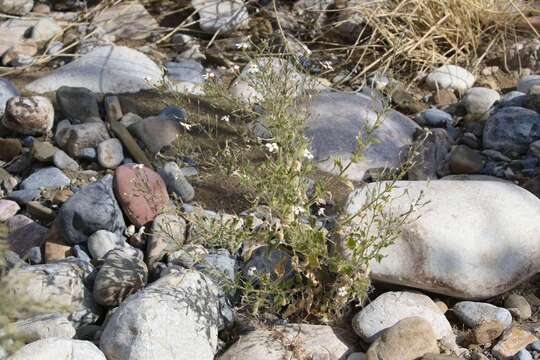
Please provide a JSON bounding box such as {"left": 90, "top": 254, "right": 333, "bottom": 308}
{"left": 53, "top": 150, "right": 80, "bottom": 171}
{"left": 483, "top": 107, "right": 540, "bottom": 155}
{"left": 20, "top": 167, "right": 70, "bottom": 190}
{"left": 158, "top": 162, "right": 195, "bottom": 201}
{"left": 56, "top": 86, "right": 101, "bottom": 123}
{"left": 416, "top": 108, "right": 453, "bottom": 128}
{"left": 242, "top": 246, "right": 293, "bottom": 283}
{"left": 160, "top": 106, "right": 187, "bottom": 122}
{"left": 408, "top": 129, "right": 452, "bottom": 180}
{"left": 128, "top": 116, "right": 182, "bottom": 154}
{"left": 7, "top": 189, "right": 41, "bottom": 203}
{"left": 57, "top": 175, "right": 126, "bottom": 245}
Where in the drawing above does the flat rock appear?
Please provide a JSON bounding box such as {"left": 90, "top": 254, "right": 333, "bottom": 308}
{"left": 20, "top": 167, "right": 70, "bottom": 190}
{"left": 53, "top": 150, "right": 80, "bottom": 171}
{"left": 128, "top": 116, "right": 182, "bottom": 154}
{"left": 453, "top": 301, "right": 512, "bottom": 329}
{"left": 3, "top": 96, "right": 54, "bottom": 135}
{"left": 26, "top": 45, "right": 163, "bottom": 94}
{"left": 100, "top": 269, "right": 220, "bottom": 360}
{"left": 352, "top": 291, "right": 453, "bottom": 342}
{"left": 8, "top": 338, "right": 106, "bottom": 360}
{"left": 56, "top": 86, "right": 101, "bottom": 123}
{"left": 114, "top": 164, "right": 170, "bottom": 227}
{"left": 57, "top": 175, "right": 126, "bottom": 245}
{"left": 492, "top": 327, "right": 537, "bottom": 360}
{"left": 344, "top": 180, "right": 540, "bottom": 299}
{"left": 425, "top": 65, "right": 475, "bottom": 93}
{"left": 220, "top": 324, "right": 357, "bottom": 360}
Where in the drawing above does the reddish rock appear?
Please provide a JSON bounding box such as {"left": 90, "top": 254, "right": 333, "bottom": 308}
{"left": 0, "top": 138, "right": 22, "bottom": 161}
{"left": 7, "top": 214, "right": 48, "bottom": 257}
{"left": 114, "top": 164, "right": 170, "bottom": 227}
{"left": 2, "top": 96, "right": 54, "bottom": 135}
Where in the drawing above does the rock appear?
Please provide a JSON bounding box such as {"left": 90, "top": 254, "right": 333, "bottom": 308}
{"left": 12, "top": 314, "right": 76, "bottom": 342}
{"left": 114, "top": 164, "right": 170, "bottom": 227}
{"left": 343, "top": 180, "right": 540, "bottom": 299}
{"left": 302, "top": 92, "right": 419, "bottom": 181}
{"left": 5, "top": 258, "right": 101, "bottom": 326}
{"left": 417, "top": 108, "right": 453, "bottom": 128}
{"left": 0, "top": 79, "right": 19, "bottom": 115}
{"left": 20, "top": 167, "right": 70, "bottom": 190}
{"left": 119, "top": 113, "right": 142, "bottom": 128}
{"left": 53, "top": 150, "right": 80, "bottom": 171}
{"left": 8, "top": 215, "right": 47, "bottom": 257}
{"left": 88, "top": 230, "right": 126, "bottom": 260}
{"left": 78, "top": 147, "right": 97, "bottom": 161}
{"left": 366, "top": 317, "right": 440, "bottom": 360}
{"left": 93, "top": 247, "right": 148, "bottom": 306}
{"left": 425, "top": 65, "right": 475, "bottom": 93}
{"left": 517, "top": 75, "right": 540, "bottom": 93}
{"left": 504, "top": 294, "right": 532, "bottom": 320}
{"left": 32, "top": 141, "right": 57, "bottom": 162}
{"left": 462, "top": 87, "right": 500, "bottom": 119}
{"left": 468, "top": 320, "right": 505, "bottom": 345}
{"left": 220, "top": 324, "right": 357, "bottom": 360}
{"left": 0, "top": 0, "right": 33, "bottom": 15}
{"left": 63, "top": 122, "right": 111, "bottom": 158}
{"left": 0, "top": 199, "right": 20, "bottom": 221}
{"left": 483, "top": 107, "right": 540, "bottom": 155}
{"left": 128, "top": 116, "right": 182, "bottom": 154}
{"left": 57, "top": 175, "right": 126, "bottom": 245}
{"left": 492, "top": 327, "right": 537, "bottom": 360}
{"left": 146, "top": 214, "right": 186, "bottom": 265}
{"left": 2, "top": 96, "right": 54, "bottom": 135}
{"left": 0, "top": 138, "right": 22, "bottom": 161}
{"left": 158, "top": 162, "right": 195, "bottom": 202}
{"left": 448, "top": 145, "right": 485, "bottom": 174}
{"left": 8, "top": 338, "right": 106, "bottom": 360}
{"left": 352, "top": 291, "right": 453, "bottom": 342}
{"left": 104, "top": 95, "right": 123, "bottom": 122}
{"left": 56, "top": 86, "right": 101, "bottom": 123}
{"left": 26, "top": 45, "right": 163, "bottom": 94}
{"left": 408, "top": 129, "right": 452, "bottom": 179}
{"left": 31, "top": 17, "right": 62, "bottom": 44}
{"left": 513, "top": 349, "right": 533, "bottom": 360}
{"left": 192, "top": 0, "right": 249, "bottom": 33}
{"left": 7, "top": 189, "right": 40, "bottom": 204}
{"left": 433, "top": 89, "right": 458, "bottom": 107}
{"left": 100, "top": 269, "right": 220, "bottom": 360}
{"left": 97, "top": 138, "right": 124, "bottom": 169}
{"left": 242, "top": 245, "right": 293, "bottom": 283}
{"left": 44, "top": 240, "right": 72, "bottom": 262}
{"left": 168, "top": 244, "right": 208, "bottom": 268}
{"left": 26, "top": 201, "right": 55, "bottom": 223}
{"left": 166, "top": 60, "right": 205, "bottom": 94}
{"left": 453, "top": 301, "right": 512, "bottom": 329}
{"left": 0, "top": 19, "right": 38, "bottom": 61}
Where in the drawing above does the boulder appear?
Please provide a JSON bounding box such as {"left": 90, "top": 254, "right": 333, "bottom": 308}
{"left": 12, "top": 314, "right": 76, "bottom": 342}
{"left": 26, "top": 45, "right": 163, "bottom": 94}
{"left": 352, "top": 291, "right": 453, "bottom": 342}
{"left": 57, "top": 175, "right": 126, "bottom": 245}
{"left": 343, "top": 180, "right": 540, "bottom": 299}
{"left": 220, "top": 324, "right": 357, "bottom": 360}
{"left": 100, "top": 269, "right": 220, "bottom": 360}
{"left": 8, "top": 338, "right": 106, "bottom": 360}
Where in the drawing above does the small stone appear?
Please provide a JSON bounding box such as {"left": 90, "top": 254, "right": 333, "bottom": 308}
{"left": 425, "top": 65, "right": 475, "bottom": 94}
{"left": 417, "top": 108, "right": 453, "bottom": 127}
{"left": 0, "top": 199, "right": 20, "bottom": 221}
{"left": 504, "top": 294, "right": 532, "bottom": 320}
{"left": 0, "top": 138, "right": 22, "bottom": 161}
{"left": 513, "top": 349, "right": 533, "bottom": 360}
{"left": 53, "top": 150, "right": 80, "bottom": 171}
{"left": 492, "top": 327, "right": 537, "bottom": 360}
{"left": 462, "top": 87, "right": 500, "bottom": 120}
{"left": 158, "top": 161, "right": 195, "bottom": 202}
{"left": 44, "top": 240, "right": 71, "bottom": 262}
{"left": 26, "top": 201, "right": 55, "bottom": 223}
{"left": 20, "top": 167, "right": 70, "bottom": 190}
{"left": 453, "top": 301, "right": 512, "bottom": 329}
{"left": 88, "top": 230, "right": 125, "bottom": 260}
{"left": 3, "top": 96, "right": 54, "bottom": 135}
{"left": 448, "top": 145, "right": 485, "bottom": 174}
{"left": 32, "top": 141, "right": 57, "bottom": 162}
{"left": 468, "top": 320, "right": 504, "bottom": 345}
{"left": 128, "top": 116, "right": 182, "bottom": 154}
{"left": 0, "top": 0, "right": 34, "bottom": 15}
{"left": 56, "top": 86, "right": 101, "bottom": 123}
{"left": 63, "top": 122, "right": 110, "bottom": 158}
{"left": 97, "top": 138, "right": 124, "bottom": 169}
{"left": 366, "top": 317, "right": 440, "bottom": 360}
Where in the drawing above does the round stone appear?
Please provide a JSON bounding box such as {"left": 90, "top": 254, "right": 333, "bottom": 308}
{"left": 425, "top": 65, "right": 475, "bottom": 93}
{"left": 97, "top": 138, "right": 124, "bottom": 169}
{"left": 2, "top": 96, "right": 54, "bottom": 135}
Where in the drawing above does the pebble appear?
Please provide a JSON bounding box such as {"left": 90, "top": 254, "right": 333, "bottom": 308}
{"left": 469, "top": 320, "right": 504, "bottom": 346}
{"left": 0, "top": 199, "right": 20, "bottom": 221}
{"left": 79, "top": 147, "right": 97, "bottom": 161}
{"left": 56, "top": 86, "right": 101, "bottom": 123}
{"left": 53, "top": 150, "right": 80, "bottom": 171}
{"left": 97, "top": 138, "right": 124, "bottom": 169}
{"left": 425, "top": 65, "right": 475, "bottom": 93}
{"left": 448, "top": 145, "right": 485, "bottom": 174}
{"left": 453, "top": 301, "right": 512, "bottom": 329}
{"left": 504, "top": 294, "right": 532, "bottom": 320}
{"left": 192, "top": 0, "right": 249, "bottom": 33}
{"left": 0, "top": 138, "right": 22, "bottom": 161}
{"left": 2, "top": 96, "right": 54, "bottom": 135}
{"left": 32, "top": 141, "right": 57, "bottom": 162}
{"left": 158, "top": 162, "right": 195, "bottom": 202}
{"left": 462, "top": 87, "right": 500, "bottom": 119}
{"left": 20, "top": 167, "right": 70, "bottom": 190}
{"left": 417, "top": 108, "right": 453, "bottom": 127}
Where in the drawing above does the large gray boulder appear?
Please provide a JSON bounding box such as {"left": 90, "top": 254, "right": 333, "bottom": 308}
{"left": 304, "top": 92, "right": 419, "bottom": 181}
{"left": 344, "top": 180, "right": 540, "bottom": 299}
{"left": 5, "top": 258, "right": 101, "bottom": 327}
{"left": 12, "top": 314, "right": 76, "bottom": 343}
{"left": 26, "top": 45, "right": 163, "bottom": 94}
{"left": 100, "top": 269, "right": 220, "bottom": 360}
{"left": 8, "top": 338, "right": 106, "bottom": 360}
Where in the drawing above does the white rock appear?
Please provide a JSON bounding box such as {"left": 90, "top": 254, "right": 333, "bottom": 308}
{"left": 352, "top": 291, "right": 454, "bottom": 342}
{"left": 12, "top": 314, "right": 76, "bottom": 343}
{"left": 100, "top": 269, "right": 220, "bottom": 360}
{"left": 453, "top": 301, "right": 512, "bottom": 329}
{"left": 192, "top": 0, "right": 249, "bottom": 33}
{"left": 0, "top": 0, "right": 33, "bottom": 16}
{"left": 97, "top": 138, "right": 124, "bottom": 169}
{"left": 31, "top": 17, "right": 63, "bottom": 44}
{"left": 26, "top": 45, "right": 163, "bottom": 94}
{"left": 344, "top": 180, "right": 540, "bottom": 299}
{"left": 517, "top": 75, "right": 540, "bottom": 93}
{"left": 8, "top": 338, "right": 106, "bottom": 360}
{"left": 220, "top": 324, "right": 357, "bottom": 360}
{"left": 425, "top": 65, "right": 475, "bottom": 93}
{"left": 88, "top": 230, "right": 125, "bottom": 260}
{"left": 461, "top": 87, "right": 500, "bottom": 118}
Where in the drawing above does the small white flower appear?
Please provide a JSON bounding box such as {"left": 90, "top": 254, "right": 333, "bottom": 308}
{"left": 134, "top": 164, "right": 144, "bottom": 169}
{"left": 320, "top": 61, "right": 334, "bottom": 71}
{"left": 235, "top": 42, "right": 249, "bottom": 50}
{"left": 246, "top": 266, "right": 257, "bottom": 277}
{"left": 180, "top": 122, "right": 193, "bottom": 131}
{"left": 292, "top": 206, "right": 305, "bottom": 215}
{"left": 336, "top": 286, "right": 348, "bottom": 297}
{"left": 202, "top": 72, "right": 215, "bottom": 80}
{"left": 303, "top": 149, "right": 314, "bottom": 160}
{"left": 264, "top": 142, "right": 279, "bottom": 153}
{"left": 317, "top": 207, "right": 326, "bottom": 216}
{"left": 221, "top": 115, "right": 230, "bottom": 122}
{"left": 229, "top": 64, "right": 240, "bottom": 72}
